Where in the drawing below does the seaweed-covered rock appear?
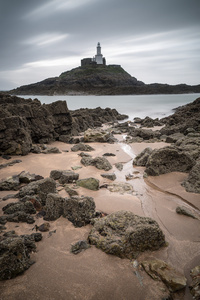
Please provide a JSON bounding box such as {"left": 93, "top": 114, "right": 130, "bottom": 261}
{"left": 176, "top": 206, "right": 196, "bottom": 219}
{"left": 18, "top": 177, "right": 56, "bottom": 206}
{"left": 101, "top": 173, "right": 116, "bottom": 181}
{"left": 81, "top": 156, "right": 112, "bottom": 171}
{"left": 63, "top": 196, "right": 96, "bottom": 227}
{"left": 76, "top": 178, "right": 99, "bottom": 191}
{"left": 133, "top": 147, "right": 153, "bottom": 166}
{"left": 142, "top": 259, "right": 187, "bottom": 292}
{"left": 145, "top": 147, "right": 195, "bottom": 176}
{"left": 0, "top": 237, "right": 34, "bottom": 280}
{"left": 182, "top": 162, "right": 200, "bottom": 193}
{"left": 88, "top": 211, "right": 165, "bottom": 258}
{"left": 71, "top": 143, "right": 95, "bottom": 152}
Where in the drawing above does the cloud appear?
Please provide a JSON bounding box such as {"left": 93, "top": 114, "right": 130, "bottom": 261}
{"left": 23, "top": 33, "right": 69, "bottom": 47}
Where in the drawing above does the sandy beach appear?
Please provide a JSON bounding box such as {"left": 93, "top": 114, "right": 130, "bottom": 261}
{"left": 0, "top": 137, "right": 200, "bottom": 300}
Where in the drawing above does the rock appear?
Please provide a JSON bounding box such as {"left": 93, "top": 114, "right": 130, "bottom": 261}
{"left": 31, "top": 232, "right": 42, "bottom": 242}
{"left": 42, "top": 146, "right": 61, "bottom": 154}
{"left": 165, "top": 133, "right": 185, "bottom": 143}
{"left": 101, "top": 173, "right": 116, "bottom": 181}
{"left": 2, "top": 201, "right": 36, "bottom": 215}
{"left": 141, "top": 259, "right": 187, "bottom": 292}
{"left": 176, "top": 137, "right": 200, "bottom": 160}
{"left": 103, "top": 153, "right": 116, "bottom": 157}
{"left": 0, "top": 237, "right": 35, "bottom": 280}
{"left": 59, "top": 171, "right": 79, "bottom": 184}
{"left": 65, "top": 186, "right": 79, "bottom": 197}
{"left": 189, "top": 266, "right": 200, "bottom": 299}
{"left": 106, "top": 182, "right": 134, "bottom": 194}
{"left": 18, "top": 177, "right": 56, "bottom": 206}
{"left": 128, "top": 127, "right": 161, "bottom": 140}
{"left": 50, "top": 169, "right": 79, "bottom": 183}
{"left": 81, "top": 156, "right": 112, "bottom": 171}
{"left": 44, "top": 193, "right": 64, "bottom": 221}
{"left": 76, "top": 178, "right": 99, "bottom": 191}
{"left": 2, "top": 194, "right": 18, "bottom": 201}
{"left": 78, "top": 152, "right": 92, "bottom": 158}
{"left": 71, "top": 143, "right": 95, "bottom": 152}
{"left": 5, "top": 212, "right": 35, "bottom": 224}
{"left": 71, "top": 240, "right": 91, "bottom": 254}
{"left": 88, "top": 211, "right": 166, "bottom": 259}
{"left": 84, "top": 128, "right": 116, "bottom": 143}
{"left": 145, "top": 147, "right": 195, "bottom": 176}
{"left": 0, "top": 159, "right": 22, "bottom": 170}
{"left": 176, "top": 206, "right": 196, "bottom": 219}
{"left": 19, "top": 171, "right": 44, "bottom": 183}
{"left": 182, "top": 162, "right": 200, "bottom": 193}
{"left": 115, "top": 162, "right": 123, "bottom": 171}
{"left": 0, "top": 175, "right": 20, "bottom": 191}
{"left": 63, "top": 196, "right": 96, "bottom": 227}
{"left": 133, "top": 147, "right": 153, "bottom": 166}
{"left": 36, "top": 222, "right": 50, "bottom": 232}
{"left": 71, "top": 166, "right": 82, "bottom": 170}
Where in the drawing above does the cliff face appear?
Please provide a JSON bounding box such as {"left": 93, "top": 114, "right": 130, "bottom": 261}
{"left": 0, "top": 93, "right": 127, "bottom": 155}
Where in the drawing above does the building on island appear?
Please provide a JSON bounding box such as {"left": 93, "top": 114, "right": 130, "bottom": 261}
{"left": 81, "top": 42, "right": 106, "bottom": 67}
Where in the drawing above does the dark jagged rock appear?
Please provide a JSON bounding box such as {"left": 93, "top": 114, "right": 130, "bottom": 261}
{"left": 18, "top": 177, "right": 56, "bottom": 206}
{"left": 101, "top": 173, "right": 116, "bottom": 181}
{"left": 128, "top": 127, "right": 161, "bottom": 140}
{"left": 36, "top": 222, "right": 50, "bottom": 232}
{"left": 81, "top": 156, "right": 112, "bottom": 171}
{"left": 182, "top": 162, "right": 200, "bottom": 193}
{"left": 44, "top": 193, "right": 64, "bottom": 221}
{"left": 63, "top": 196, "right": 96, "bottom": 227}
{"left": 145, "top": 146, "right": 195, "bottom": 176}
{"left": 84, "top": 128, "right": 117, "bottom": 143}
{"left": 0, "top": 159, "right": 22, "bottom": 169}
{"left": 19, "top": 171, "right": 44, "bottom": 183}
{"left": 88, "top": 210, "right": 166, "bottom": 259}
{"left": 0, "top": 175, "right": 20, "bottom": 191}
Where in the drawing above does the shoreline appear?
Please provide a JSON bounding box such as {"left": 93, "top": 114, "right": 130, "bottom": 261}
{"left": 0, "top": 138, "right": 199, "bottom": 300}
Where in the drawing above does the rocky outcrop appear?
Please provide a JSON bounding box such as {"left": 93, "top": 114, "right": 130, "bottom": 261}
{"left": 145, "top": 147, "right": 195, "bottom": 176}
{"left": 133, "top": 147, "right": 153, "bottom": 166}
{"left": 182, "top": 162, "right": 200, "bottom": 193}
{"left": 84, "top": 128, "right": 117, "bottom": 143}
{"left": 88, "top": 211, "right": 166, "bottom": 259}
{"left": 141, "top": 259, "right": 187, "bottom": 292}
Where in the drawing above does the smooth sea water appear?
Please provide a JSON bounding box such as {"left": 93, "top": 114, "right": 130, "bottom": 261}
{"left": 21, "top": 93, "right": 200, "bottom": 121}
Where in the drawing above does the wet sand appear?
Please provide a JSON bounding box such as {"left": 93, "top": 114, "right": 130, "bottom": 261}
{"left": 0, "top": 139, "right": 199, "bottom": 300}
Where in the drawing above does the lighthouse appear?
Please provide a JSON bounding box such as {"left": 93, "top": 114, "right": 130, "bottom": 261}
{"left": 94, "top": 42, "right": 105, "bottom": 65}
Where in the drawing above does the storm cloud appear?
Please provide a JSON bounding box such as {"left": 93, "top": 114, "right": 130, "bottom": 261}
{"left": 0, "top": 0, "right": 200, "bottom": 89}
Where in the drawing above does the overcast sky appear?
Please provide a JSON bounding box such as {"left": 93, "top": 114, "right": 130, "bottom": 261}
{"left": 0, "top": 0, "right": 200, "bottom": 90}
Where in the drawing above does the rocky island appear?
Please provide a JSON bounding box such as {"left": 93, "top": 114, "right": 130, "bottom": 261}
{"left": 0, "top": 93, "right": 200, "bottom": 300}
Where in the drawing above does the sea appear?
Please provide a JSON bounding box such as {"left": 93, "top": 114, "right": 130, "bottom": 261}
{"left": 21, "top": 93, "right": 200, "bottom": 121}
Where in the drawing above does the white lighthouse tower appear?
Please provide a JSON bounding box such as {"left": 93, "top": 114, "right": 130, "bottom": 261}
{"left": 94, "top": 42, "right": 104, "bottom": 64}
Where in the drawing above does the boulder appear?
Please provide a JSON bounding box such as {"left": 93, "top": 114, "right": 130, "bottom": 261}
{"left": 44, "top": 193, "right": 64, "bottom": 221}
{"left": 0, "top": 237, "right": 35, "bottom": 280}
{"left": 63, "top": 196, "right": 96, "bottom": 227}
{"left": 4, "top": 212, "right": 35, "bottom": 224}
{"left": 115, "top": 162, "right": 123, "bottom": 171}
{"left": 142, "top": 259, "right": 187, "bottom": 292}
{"left": 71, "top": 143, "right": 95, "bottom": 152}
{"left": 81, "top": 156, "right": 112, "bottom": 171}
{"left": 128, "top": 127, "right": 161, "bottom": 140}
{"left": 182, "top": 162, "right": 200, "bottom": 193}
{"left": 76, "top": 178, "right": 99, "bottom": 191}
{"left": 18, "top": 177, "right": 56, "bottom": 206}
{"left": 84, "top": 128, "right": 116, "bottom": 143}
{"left": 133, "top": 147, "right": 153, "bottom": 166}
{"left": 176, "top": 206, "right": 196, "bottom": 219}
{"left": 101, "top": 173, "right": 116, "bottom": 181}
{"left": 189, "top": 265, "right": 200, "bottom": 299}
{"left": 145, "top": 147, "right": 195, "bottom": 176}
{"left": 19, "top": 171, "right": 44, "bottom": 183}
{"left": 42, "top": 146, "right": 61, "bottom": 154}
{"left": 37, "top": 222, "right": 50, "bottom": 232}
{"left": 88, "top": 211, "right": 165, "bottom": 259}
